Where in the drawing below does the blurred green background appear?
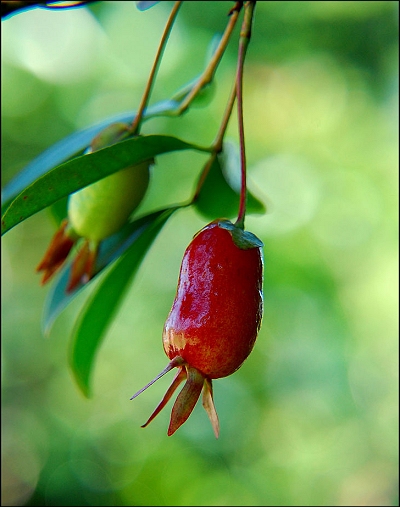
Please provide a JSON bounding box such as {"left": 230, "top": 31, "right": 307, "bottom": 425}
{"left": 1, "top": 1, "right": 398, "bottom": 505}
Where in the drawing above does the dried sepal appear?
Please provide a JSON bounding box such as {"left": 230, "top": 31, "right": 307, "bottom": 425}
{"left": 130, "top": 357, "right": 220, "bottom": 438}
{"left": 202, "top": 378, "right": 219, "bottom": 438}
{"left": 36, "top": 219, "right": 77, "bottom": 285}
{"left": 167, "top": 366, "right": 204, "bottom": 436}
{"left": 141, "top": 367, "right": 186, "bottom": 428}
{"left": 67, "top": 239, "right": 98, "bottom": 292}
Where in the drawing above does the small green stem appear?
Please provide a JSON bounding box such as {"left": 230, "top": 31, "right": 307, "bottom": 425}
{"left": 176, "top": 1, "right": 243, "bottom": 115}
{"left": 235, "top": 1, "right": 255, "bottom": 230}
{"left": 189, "top": 77, "right": 237, "bottom": 205}
{"left": 129, "top": 1, "right": 182, "bottom": 135}
{"left": 189, "top": 152, "right": 217, "bottom": 205}
{"left": 213, "top": 80, "right": 237, "bottom": 153}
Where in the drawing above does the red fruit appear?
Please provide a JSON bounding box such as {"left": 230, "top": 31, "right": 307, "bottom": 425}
{"left": 131, "top": 219, "right": 263, "bottom": 437}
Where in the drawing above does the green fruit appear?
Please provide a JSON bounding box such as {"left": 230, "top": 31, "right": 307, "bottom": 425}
{"left": 67, "top": 122, "right": 151, "bottom": 241}
{"left": 68, "top": 160, "right": 150, "bottom": 241}
{"left": 37, "top": 123, "right": 152, "bottom": 289}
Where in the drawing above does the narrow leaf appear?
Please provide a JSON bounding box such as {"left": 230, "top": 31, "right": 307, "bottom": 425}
{"left": 69, "top": 207, "right": 178, "bottom": 398}
{"left": 42, "top": 208, "right": 176, "bottom": 336}
{"left": 195, "top": 144, "right": 266, "bottom": 220}
{"left": 1, "top": 111, "right": 137, "bottom": 210}
{"left": 220, "top": 141, "right": 266, "bottom": 215}
{"left": 2, "top": 46, "right": 221, "bottom": 214}
{"left": 49, "top": 197, "right": 69, "bottom": 225}
{"left": 1, "top": 100, "right": 182, "bottom": 212}
{"left": 1, "top": 135, "right": 209, "bottom": 235}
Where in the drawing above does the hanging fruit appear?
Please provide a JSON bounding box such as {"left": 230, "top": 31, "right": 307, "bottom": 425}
{"left": 131, "top": 218, "right": 263, "bottom": 437}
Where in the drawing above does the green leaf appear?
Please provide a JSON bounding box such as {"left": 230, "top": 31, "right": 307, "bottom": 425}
{"left": 194, "top": 145, "right": 266, "bottom": 221}
{"left": 69, "top": 206, "right": 178, "bottom": 398}
{"left": 220, "top": 141, "right": 266, "bottom": 215}
{"left": 195, "top": 155, "right": 236, "bottom": 219}
{"left": 1, "top": 134, "right": 210, "bottom": 235}
{"left": 1, "top": 41, "right": 223, "bottom": 214}
{"left": 1, "top": 101, "right": 182, "bottom": 212}
{"left": 1, "top": 111, "right": 137, "bottom": 211}
{"left": 49, "top": 197, "right": 69, "bottom": 225}
{"left": 42, "top": 208, "right": 180, "bottom": 336}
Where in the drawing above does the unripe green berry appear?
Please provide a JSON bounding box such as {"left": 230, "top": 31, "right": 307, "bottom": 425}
{"left": 37, "top": 123, "right": 152, "bottom": 289}
{"left": 67, "top": 122, "right": 151, "bottom": 241}
{"left": 67, "top": 159, "right": 150, "bottom": 241}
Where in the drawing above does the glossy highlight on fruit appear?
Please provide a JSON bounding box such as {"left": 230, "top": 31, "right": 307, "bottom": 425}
{"left": 36, "top": 123, "right": 152, "bottom": 291}
{"left": 131, "top": 219, "right": 263, "bottom": 437}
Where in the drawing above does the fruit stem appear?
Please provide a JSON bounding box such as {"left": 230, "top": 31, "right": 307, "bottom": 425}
{"left": 176, "top": 1, "right": 243, "bottom": 115}
{"left": 129, "top": 1, "right": 182, "bottom": 135}
{"left": 189, "top": 152, "right": 217, "bottom": 205}
{"left": 189, "top": 79, "right": 237, "bottom": 205}
{"left": 189, "top": 3, "right": 251, "bottom": 207}
{"left": 235, "top": 0, "right": 256, "bottom": 230}
{"left": 213, "top": 79, "right": 237, "bottom": 154}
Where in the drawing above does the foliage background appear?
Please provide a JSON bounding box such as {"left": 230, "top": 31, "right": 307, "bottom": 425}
{"left": 1, "top": 1, "right": 398, "bottom": 505}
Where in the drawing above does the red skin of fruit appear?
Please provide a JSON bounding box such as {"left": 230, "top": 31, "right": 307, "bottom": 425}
{"left": 163, "top": 220, "right": 263, "bottom": 379}
{"left": 131, "top": 219, "right": 263, "bottom": 438}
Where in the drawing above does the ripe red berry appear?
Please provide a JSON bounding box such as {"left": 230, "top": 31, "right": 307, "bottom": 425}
{"left": 131, "top": 219, "right": 263, "bottom": 437}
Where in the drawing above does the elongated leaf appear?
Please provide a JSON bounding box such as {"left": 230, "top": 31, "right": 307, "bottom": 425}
{"left": 69, "top": 206, "right": 178, "bottom": 397}
{"left": 1, "top": 101, "right": 180, "bottom": 212}
{"left": 1, "top": 32, "right": 223, "bottom": 213}
{"left": 42, "top": 208, "right": 174, "bottom": 336}
{"left": 220, "top": 141, "right": 266, "bottom": 215}
{"left": 1, "top": 134, "right": 209, "bottom": 235}
{"left": 1, "top": 111, "right": 136, "bottom": 210}
{"left": 49, "top": 197, "right": 69, "bottom": 225}
{"left": 195, "top": 147, "right": 266, "bottom": 220}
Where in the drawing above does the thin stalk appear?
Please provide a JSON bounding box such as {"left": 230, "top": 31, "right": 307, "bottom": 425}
{"left": 177, "top": 1, "right": 243, "bottom": 115}
{"left": 129, "top": 1, "right": 182, "bottom": 135}
{"left": 213, "top": 80, "right": 237, "bottom": 153}
{"left": 235, "top": 0, "right": 256, "bottom": 230}
{"left": 190, "top": 80, "right": 237, "bottom": 205}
